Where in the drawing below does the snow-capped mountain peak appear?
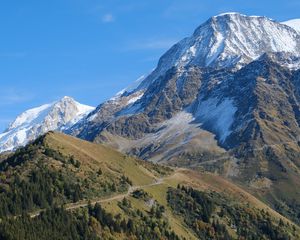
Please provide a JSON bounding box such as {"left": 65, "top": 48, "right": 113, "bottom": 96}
{"left": 0, "top": 96, "right": 95, "bottom": 152}
{"left": 123, "top": 13, "right": 300, "bottom": 96}
{"left": 185, "top": 13, "right": 299, "bottom": 68}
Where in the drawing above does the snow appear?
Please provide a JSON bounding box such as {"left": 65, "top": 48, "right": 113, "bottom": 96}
{"left": 178, "top": 44, "right": 197, "bottom": 67}
{"left": 115, "top": 111, "right": 226, "bottom": 162}
{"left": 215, "top": 12, "right": 245, "bottom": 17}
{"left": 16, "top": 129, "right": 27, "bottom": 144}
{"left": 0, "top": 131, "right": 9, "bottom": 139}
{"left": 282, "top": 19, "right": 300, "bottom": 32}
{"left": 157, "top": 112, "right": 194, "bottom": 140}
{"left": 121, "top": 111, "right": 198, "bottom": 151}
{"left": 109, "top": 89, "right": 126, "bottom": 101}
{"left": 63, "top": 101, "right": 95, "bottom": 128}
{"left": 110, "top": 75, "right": 146, "bottom": 101}
{"left": 215, "top": 12, "right": 266, "bottom": 19}
{"left": 74, "top": 101, "right": 95, "bottom": 118}
{"left": 194, "top": 97, "right": 237, "bottom": 142}
{"left": 8, "top": 103, "right": 52, "bottom": 130}
{"left": 206, "top": 30, "right": 225, "bottom": 66}
{"left": 189, "top": 45, "right": 197, "bottom": 56}
{"left": 127, "top": 92, "right": 144, "bottom": 105}
{"left": 87, "top": 113, "right": 97, "bottom": 122}
{"left": 151, "top": 12, "right": 300, "bottom": 73}
{"left": 117, "top": 103, "right": 143, "bottom": 116}
{"left": 133, "top": 111, "right": 198, "bottom": 148}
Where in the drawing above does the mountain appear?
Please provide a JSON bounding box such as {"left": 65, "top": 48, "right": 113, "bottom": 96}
{"left": 70, "top": 13, "right": 300, "bottom": 161}
{"left": 68, "top": 13, "right": 300, "bottom": 223}
{"left": 0, "top": 132, "right": 298, "bottom": 239}
{"left": 0, "top": 96, "right": 94, "bottom": 153}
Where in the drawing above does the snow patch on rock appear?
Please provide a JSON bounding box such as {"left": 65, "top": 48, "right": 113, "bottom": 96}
{"left": 194, "top": 97, "right": 237, "bottom": 142}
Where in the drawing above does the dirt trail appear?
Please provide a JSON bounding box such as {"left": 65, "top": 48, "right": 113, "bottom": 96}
{"left": 29, "top": 177, "right": 166, "bottom": 218}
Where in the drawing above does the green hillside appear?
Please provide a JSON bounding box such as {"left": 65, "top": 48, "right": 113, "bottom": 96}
{"left": 0, "top": 132, "right": 298, "bottom": 239}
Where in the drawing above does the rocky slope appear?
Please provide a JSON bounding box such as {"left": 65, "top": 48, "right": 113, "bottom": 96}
{"left": 0, "top": 96, "right": 94, "bottom": 152}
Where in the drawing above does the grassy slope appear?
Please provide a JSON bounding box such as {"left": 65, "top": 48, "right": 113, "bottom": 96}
{"left": 1, "top": 132, "right": 299, "bottom": 239}
{"left": 0, "top": 131, "right": 173, "bottom": 220}
{"left": 99, "top": 168, "right": 300, "bottom": 239}
{"left": 44, "top": 131, "right": 158, "bottom": 186}
{"left": 44, "top": 133, "right": 196, "bottom": 238}
{"left": 45, "top": 132, "right": 299, "bottom": 227}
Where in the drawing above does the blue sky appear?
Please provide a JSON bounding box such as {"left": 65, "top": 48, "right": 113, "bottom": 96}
{"left": 0, "top": 0, "right": 299, "bottom": 132}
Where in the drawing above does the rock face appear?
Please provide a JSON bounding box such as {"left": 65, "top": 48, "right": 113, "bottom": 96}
{"left": 0, "top": 96, "right": 94, "bottom": 152}
{"left": 68, "top": 13, "right": 300, "bottom": 222}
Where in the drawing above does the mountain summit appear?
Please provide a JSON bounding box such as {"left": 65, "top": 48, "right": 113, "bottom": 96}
{"left": 0, "top": 96, "right": 94, "bottom": 152}
{"left": 155, "top": 13, "right": 299, "bottom": 71}
{"left": 131, "top": 13, "right": 300, "bottom": 92}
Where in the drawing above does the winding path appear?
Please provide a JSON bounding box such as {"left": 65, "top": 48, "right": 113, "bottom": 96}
{"left": 29, "top": 177, "right": 165, "bottom": 218}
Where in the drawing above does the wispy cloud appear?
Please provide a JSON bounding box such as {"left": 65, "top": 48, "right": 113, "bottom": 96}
{"left": 126, "top": 38, "right": 178, "bottom": 51}
{"left": 102, "top": 13, "right": 115, "bottom": 23}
